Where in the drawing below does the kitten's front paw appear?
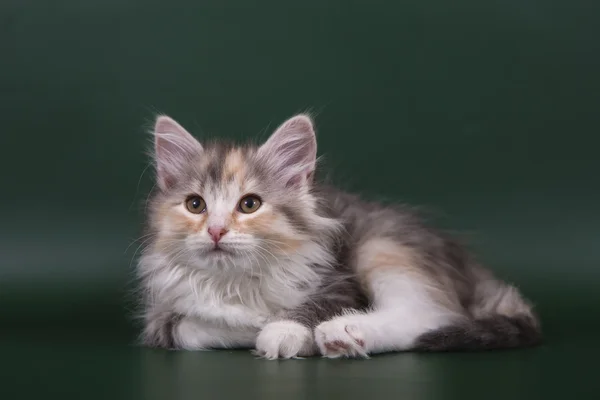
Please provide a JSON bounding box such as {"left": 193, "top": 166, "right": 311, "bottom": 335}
{"left": 315, "top": 318, "right": 368, "bottom": 358}
{"left": 254, "top": 321, "right": 313, "bottom": 360}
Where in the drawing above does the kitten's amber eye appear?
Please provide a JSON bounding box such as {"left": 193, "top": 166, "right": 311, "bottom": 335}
{"left": 239, "top": 195, "right": 262, "bottom": 214}
{"left": 185, "top": 196, "right": 206, "bottom": 214}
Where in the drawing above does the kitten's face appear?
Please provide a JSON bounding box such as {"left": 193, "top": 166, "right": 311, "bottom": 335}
{"left": 148, "top": 115, "right": 323, "bottom": 270}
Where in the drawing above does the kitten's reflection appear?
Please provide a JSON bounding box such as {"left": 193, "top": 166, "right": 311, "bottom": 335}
{"left": 140, "top": 350, "right": 448, "bottom": 400}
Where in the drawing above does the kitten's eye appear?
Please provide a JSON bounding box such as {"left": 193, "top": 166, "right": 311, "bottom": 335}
{"left": 185, "top": 196, "right": 206, "bottom": 214}
{"left": 239, "top": 195, "right": 262, "bottom": 214}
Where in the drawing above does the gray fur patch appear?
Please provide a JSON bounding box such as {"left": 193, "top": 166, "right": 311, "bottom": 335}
{"left": 284, "top": 245, "right": 369, "bottom": 328}
{"left": 143, "top": 313, "right": 183, "bottom": 349}
{"left": 414, "top": 314, "right": 542, "bottom": 351}
{"left": 279, "top": 204, "right": 310, "bottom": 234}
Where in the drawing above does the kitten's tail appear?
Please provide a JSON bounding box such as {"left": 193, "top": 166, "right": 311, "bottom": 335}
{"left": 415, "top": 280, "right": 542, "bottom": 351}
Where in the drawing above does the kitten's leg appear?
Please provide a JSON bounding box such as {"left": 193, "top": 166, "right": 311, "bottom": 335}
{"left": 143, "top": 310, "right": 256, "bottom": 350}
{"left": 173, "top": 316, "right": 257, "bottom": 350}
{"left": 314, "top": 239, "right": 464, "bottom": 358}
{"left": 255, "top": 273, "right": 367, "bottom": 359}
{"left": 142, "top": 311, "right": 183, "bottom": 349}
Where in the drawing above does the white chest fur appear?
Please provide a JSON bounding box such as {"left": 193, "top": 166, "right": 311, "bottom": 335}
{"left": 142, "top": 253, "right": 323, "bottom": 330}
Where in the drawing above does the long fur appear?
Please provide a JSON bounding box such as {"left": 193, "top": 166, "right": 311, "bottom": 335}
{"left": 136, "top": 114, "right": 541, "bottom": 358}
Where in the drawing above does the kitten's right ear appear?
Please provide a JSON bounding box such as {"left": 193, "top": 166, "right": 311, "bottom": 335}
{"left": 153, "top": 116, "right": 203, "bottom": 190}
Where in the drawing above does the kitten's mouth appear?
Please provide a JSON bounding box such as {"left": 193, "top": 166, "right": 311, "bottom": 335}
{"left": 207, "top": 245, "right": 232, "bottom": 255}
{"left": 200, "top": 243, "right": 241, "bottom": 259}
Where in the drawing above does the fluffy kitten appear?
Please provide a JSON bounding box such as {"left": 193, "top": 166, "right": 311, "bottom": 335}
{"left": 137, "top": 114, "right": 541, "bottom": 359}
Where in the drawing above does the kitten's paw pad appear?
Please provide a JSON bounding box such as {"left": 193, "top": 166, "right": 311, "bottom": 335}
{"left": 315, "top": 320, "right": 368, "bottom": 358}
{"left": 254, "top": 321, "right": 313, "bottom": 360}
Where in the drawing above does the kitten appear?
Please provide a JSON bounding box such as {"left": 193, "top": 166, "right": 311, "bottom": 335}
{"left": 137, "top": 114, "right": 541, "bottom": 359}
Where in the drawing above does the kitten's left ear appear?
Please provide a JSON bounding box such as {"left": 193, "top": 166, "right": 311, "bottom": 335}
{"left": 258, "top": 114, "right": 317, "bottom": 188}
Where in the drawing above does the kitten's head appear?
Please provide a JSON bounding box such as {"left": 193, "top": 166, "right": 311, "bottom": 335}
{"left": 146, "top": 114, "right": 337, "bottom": 271}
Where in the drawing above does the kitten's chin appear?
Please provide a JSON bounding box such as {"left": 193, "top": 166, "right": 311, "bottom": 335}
{"left": 197, "top": 246, "right": 239, "bottom": 263}
{"left": 203, "top": 248, "right": 231, "bottom": 257}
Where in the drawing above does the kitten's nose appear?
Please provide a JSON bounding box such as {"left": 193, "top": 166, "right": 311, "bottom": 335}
{"left": 208, "top": 226, "right": 228, "bottom": 243}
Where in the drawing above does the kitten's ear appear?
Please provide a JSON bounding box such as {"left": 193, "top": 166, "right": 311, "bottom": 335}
{"left": 153, "top": 115, "right": 203, "bottom": 190}
{"left": 258, "top": 114, "right": 317, "bottom": 188}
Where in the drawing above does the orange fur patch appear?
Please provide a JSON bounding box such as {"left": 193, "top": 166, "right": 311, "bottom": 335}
{"left": 237, "top": 209, "right": 302, "bottom": 253}
{"left": 224, "top": 149, "right": 246, "bottom": 182}
{"left": 356, "top": 239, "right": 416, "bottom": 277}
{"left": 356, "top": 238, "right": 462, "bottom": 310}
{"left": 154, "top": 203, "right": 208, "bottom": 252}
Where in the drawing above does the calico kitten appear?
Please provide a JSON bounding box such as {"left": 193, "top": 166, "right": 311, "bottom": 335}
{"left": 137, "top": 114, "right": 541, "bottom": 358}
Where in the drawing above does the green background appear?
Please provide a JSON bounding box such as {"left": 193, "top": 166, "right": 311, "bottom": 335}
{"left": 1, "top": 0, "right": 599, "bottom": 398}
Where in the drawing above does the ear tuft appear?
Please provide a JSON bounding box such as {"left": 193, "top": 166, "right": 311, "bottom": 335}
{"left": 153, "top": 115, "right": 203, "bottom": 190}
{"left": 258, "top": 114, "right": 317, "bottom": 188}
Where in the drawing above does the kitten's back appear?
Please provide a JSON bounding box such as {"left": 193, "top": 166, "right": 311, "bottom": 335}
{"left": 318, "top": 185, "right": 542, "bottom": 351}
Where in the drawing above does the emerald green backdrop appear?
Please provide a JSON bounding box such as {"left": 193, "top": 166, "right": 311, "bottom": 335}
{"left": 1, "top": 1, "right": 598, "bottom": 398}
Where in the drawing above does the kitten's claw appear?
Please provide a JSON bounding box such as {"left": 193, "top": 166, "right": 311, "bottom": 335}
{"left": 254, "top": 320, "right": 313, "bottom": 360}
{"left": 315, "top": 319, "right": 369, "bottom": 358}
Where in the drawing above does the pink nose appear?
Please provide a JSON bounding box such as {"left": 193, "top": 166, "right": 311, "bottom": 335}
{"left": 208, "top": 226, "right": 228, "bottom": 243}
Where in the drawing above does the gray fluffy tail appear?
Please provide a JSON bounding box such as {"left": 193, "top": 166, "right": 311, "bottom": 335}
{"left": 415, "top": 314, "right": 541, "bottom": 351}
{"left": 415, "top": 278, "right": 542, "bottom": 351}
